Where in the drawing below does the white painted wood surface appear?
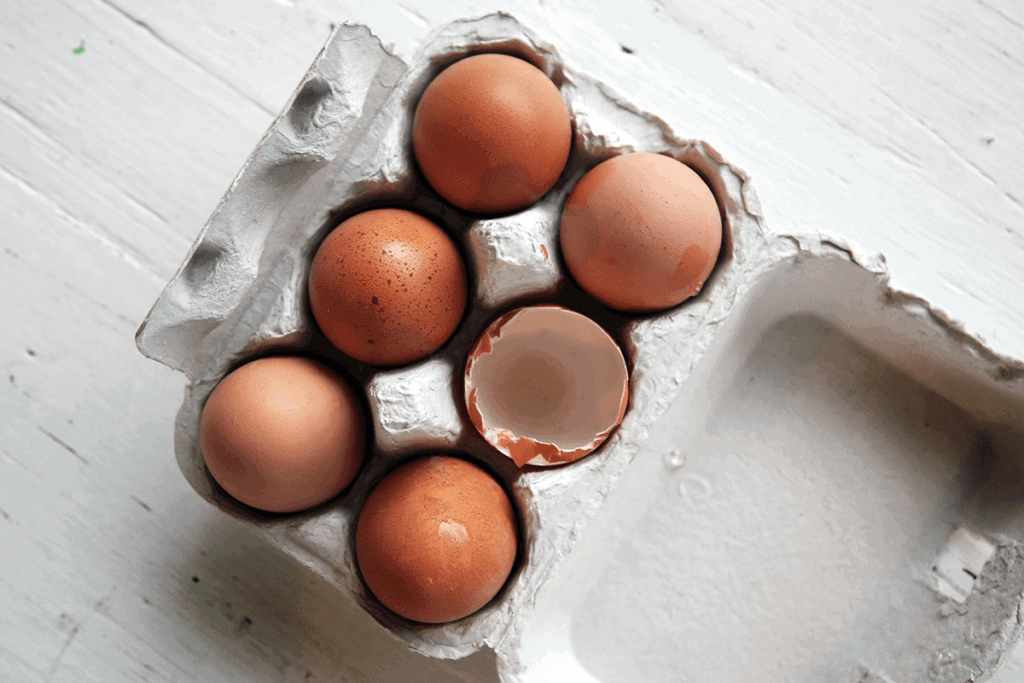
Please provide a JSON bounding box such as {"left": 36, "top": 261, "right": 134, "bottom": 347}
{"left": 2, "top": 1, "right": 1022, "bottom": 681}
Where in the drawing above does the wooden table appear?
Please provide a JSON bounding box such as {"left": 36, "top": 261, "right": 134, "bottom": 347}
{"left": 3, "top": 1, "right": 1022, "bottom": 680}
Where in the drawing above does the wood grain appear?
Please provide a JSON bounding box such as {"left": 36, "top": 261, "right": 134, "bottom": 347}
{"left": 1, "top": 0, "right": 1022, "bottom": 680}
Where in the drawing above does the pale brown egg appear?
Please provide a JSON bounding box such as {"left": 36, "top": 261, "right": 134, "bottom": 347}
{"left": 199, "top": 356, "right": 364, "bottom": 514}
{"left": 464, "top": 305, "right": 629, "bottom": 468}
{"left": 412, "top": 53, "right": 572, "bottom": 214}
{"left": 355, "top": 455, "right": 518, "bottom": 624}
{"left": 308, "top": 208, "right": 468, "bottom": 366}
{"left": 559, "top": 152, "right": 723, "bottom": 312}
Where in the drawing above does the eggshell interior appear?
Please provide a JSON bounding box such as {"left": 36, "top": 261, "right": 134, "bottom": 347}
{"left": 464, "top": 305, "right": 629, "bottom": 467}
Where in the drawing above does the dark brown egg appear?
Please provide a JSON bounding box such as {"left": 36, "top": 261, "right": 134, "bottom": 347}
{"left": 308, "top": 209, "right": 468, "bottom": 366}
{"left": 412, "top": 53, "right": 572, "bottom": 214}
{"left": 199, "top": 356, "right": 364, "bottom": 513}
{"left": 560, "top": 153, "right": 723, "bottom": 312}
{"left": 356, "top": 455, "right": 518, "bottom": 624}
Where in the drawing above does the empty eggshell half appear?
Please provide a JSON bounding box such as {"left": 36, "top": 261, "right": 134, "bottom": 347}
{"left": 464, "top": 304, "right": 629, "bottom": 467}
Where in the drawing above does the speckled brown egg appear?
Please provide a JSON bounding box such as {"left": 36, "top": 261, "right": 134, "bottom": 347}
{"left": 412, "top": 53, "right": 572, "bottom": 214}
{"left": 308, "top": 209, "right": 468, "bottom": 366}
{"left": 356, "top": 455, "right": 518, "bottom": 624}
{"left": 199, "top": 356, "right": 364, "bottom": 514}
{"left": 559, "top": 153, "right": 723, "bottom": 312}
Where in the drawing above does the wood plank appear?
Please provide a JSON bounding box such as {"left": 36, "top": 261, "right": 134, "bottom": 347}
{"left": 0, "top": 0, "right": 272, "bottom": 274}
{"left": 2, "top": 0, "right": 1023, "bottom": 680}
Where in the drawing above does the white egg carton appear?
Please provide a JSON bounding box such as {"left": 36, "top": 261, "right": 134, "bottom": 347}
{"left": 136, "top": 13, "right": 1024, "bottom": 682}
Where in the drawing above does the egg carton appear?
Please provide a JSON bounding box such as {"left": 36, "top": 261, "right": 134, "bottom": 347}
{"left": 136, "top": 12, "right": 1024, "bottom": 682}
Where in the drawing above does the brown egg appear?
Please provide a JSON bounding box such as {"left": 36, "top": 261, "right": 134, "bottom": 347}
{"left": 559, "top": 153, "right": 723, "bottom": 312}
{"left": 412, "top": 53, "right": 572, "bottom": 214}
{"left": 464, "top": 305, "right": 629, "bottom": 468}
{"left": 356, "top": 455, "right": 518, "bottom": 624}
{"left": 199, "top": 356, "right": 364, "bottom": 513}
{"left": 308, "top": 209, "right": 468, "bottom": 366}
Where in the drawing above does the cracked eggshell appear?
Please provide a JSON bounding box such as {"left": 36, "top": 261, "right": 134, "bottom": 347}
{"left": 464, "top": 305, "right": 629, "bottom": 467}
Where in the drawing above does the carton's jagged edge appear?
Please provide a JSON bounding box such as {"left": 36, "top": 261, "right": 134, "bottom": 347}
{"left": 775, "top": 230, "right": 1024, "bottom": 383}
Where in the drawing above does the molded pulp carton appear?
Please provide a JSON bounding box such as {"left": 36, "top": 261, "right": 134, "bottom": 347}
{"left": 138, "top": 14, "right": 1024, "bottom": 682}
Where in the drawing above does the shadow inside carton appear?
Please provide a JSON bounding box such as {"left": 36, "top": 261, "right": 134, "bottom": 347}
{"left": 961, "top": 424, "right": 1024, "bottom": 536}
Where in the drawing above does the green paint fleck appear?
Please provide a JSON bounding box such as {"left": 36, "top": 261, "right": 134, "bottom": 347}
{"left": 73, "top": 42, "right": 84, "bottom": 54}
